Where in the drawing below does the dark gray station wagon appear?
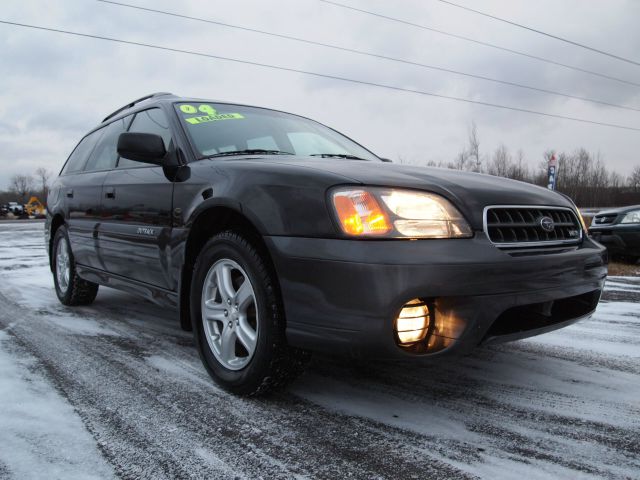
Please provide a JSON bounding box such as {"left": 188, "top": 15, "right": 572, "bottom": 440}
{"left": 46, "top": 93, "right": 607, "bottom": 394}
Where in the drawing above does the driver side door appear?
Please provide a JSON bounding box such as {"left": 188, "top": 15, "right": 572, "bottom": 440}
{"left": 99, "top": 108, "right": 175, "bottom": 290}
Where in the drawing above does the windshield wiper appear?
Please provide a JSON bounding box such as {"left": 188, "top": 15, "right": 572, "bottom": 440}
{"left": 310, "top": 153, "right": 368, "bottom": 160}
{"left": 206, "top": 149, "right": 294, "bottom": 158}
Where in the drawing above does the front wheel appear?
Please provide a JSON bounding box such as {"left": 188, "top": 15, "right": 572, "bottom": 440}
{"left": 52, "top": 226, "right": 99, "bottom": 306}
{"left": 191, "top": 231, "right": 309, "bottom": 395}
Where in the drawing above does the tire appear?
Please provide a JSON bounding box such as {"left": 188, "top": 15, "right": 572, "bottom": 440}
{"left": 191, "top": 231, "right": 309, "bottom": 395}
{"left": 52, "top": 226, "right": 99, "bottom": 306}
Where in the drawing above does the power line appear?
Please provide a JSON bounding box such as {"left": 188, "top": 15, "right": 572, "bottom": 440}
{"left": 96, "top": 0, "right": 640, "bottom": 112}
{"left": 1, "top": 20, "right": 639, "bottom": 132}
{"left": 436, "top": 0, "right": 640, "bottom": 67}
{"left": 318, "top": 0, "right": 640, "bottom": 88}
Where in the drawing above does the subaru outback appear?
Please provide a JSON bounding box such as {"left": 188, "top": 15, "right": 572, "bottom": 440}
{"left": 46, "top": 93, "right": 607, "bottom": 394}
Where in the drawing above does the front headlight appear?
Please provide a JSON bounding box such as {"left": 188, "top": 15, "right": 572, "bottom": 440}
{"left": 330, "top": 187, "right": 472, "bottom": 238}
{"left": 621, "top": 209, "right": 640, "bottom": 224}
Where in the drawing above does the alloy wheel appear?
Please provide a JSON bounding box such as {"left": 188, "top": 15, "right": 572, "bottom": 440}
{"left": 201, "top": 258, "right": 259, "bottom": 370}
{"left": 56, "top": 238, "right": 70, "bottom": 293}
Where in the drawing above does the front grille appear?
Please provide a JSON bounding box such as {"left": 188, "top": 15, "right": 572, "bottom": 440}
{"left": 484, "top": 206, "right": 582, "bottom": 248}
{"left": 593, "top": 214, "right": 618, "bottom": 225}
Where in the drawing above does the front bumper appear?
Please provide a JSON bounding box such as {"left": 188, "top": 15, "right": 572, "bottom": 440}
{"left": 589, "top": 226, "right": 640, "bottom": 257}
{"left": 265, "top": 234, "right": 607, "bottom": 358}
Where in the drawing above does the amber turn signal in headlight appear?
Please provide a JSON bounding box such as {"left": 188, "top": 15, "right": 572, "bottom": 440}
{"left": 331, "top": 187, "right": 472, "bottom": 238}
{"left": 332, "top": 189, "right": 392, "bottom": 236}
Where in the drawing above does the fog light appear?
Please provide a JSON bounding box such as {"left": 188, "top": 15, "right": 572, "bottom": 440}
{"left": 395, "top": 299, "right": 430, "bottom": 345}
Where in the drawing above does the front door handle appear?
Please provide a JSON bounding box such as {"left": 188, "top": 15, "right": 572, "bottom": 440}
{"left": 105, "top": 187, "right": 116, "bottom": 199}
{"left": 66, "top": 189, "right": 74, "bottom": 198}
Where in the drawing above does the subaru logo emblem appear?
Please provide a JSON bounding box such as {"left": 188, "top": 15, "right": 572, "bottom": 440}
{"left": 539, "top": 216, "right": 555, "bottom": 232}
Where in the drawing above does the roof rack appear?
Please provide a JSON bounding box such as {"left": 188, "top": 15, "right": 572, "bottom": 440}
{"left": 102, "top": 92, "right": 174, "bottom": 123}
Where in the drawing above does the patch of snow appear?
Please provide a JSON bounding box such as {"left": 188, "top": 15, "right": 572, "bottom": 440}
{"left": 0, "top": 330, "right": 115, "bottom": 480}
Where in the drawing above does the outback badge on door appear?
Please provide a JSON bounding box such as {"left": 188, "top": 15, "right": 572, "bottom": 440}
{"left": 137, "top": 227, "right": 155, "bottom": 236}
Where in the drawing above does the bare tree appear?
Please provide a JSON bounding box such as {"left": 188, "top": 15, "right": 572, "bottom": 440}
{"left": 609, "top": 171, "right": 622, "bottom": 189}
{"left": 10, "top": 174, "right": 33, "bottom": 203}
{"left": 556, "top": 150, "right": 587, "bottom": 201}
{"left": 467, "top": 121, "right": 481, "bottom": 172}
{"left": 590, "top": 155, "right": 609, "bottom": 206}
{"left": 488, "top": 144, "right": 512, "bottom": 177}
{"left": 629, "top": 165, "right": 640, "bottom": 192}
{"left": 35, "top": 167, "right": 52, "bottom": 201}
{"left": 452, "top": 149, "right": 468, "bottom": 170}
{"left": 510, "top": 149, "right": 528, "bottom": 181}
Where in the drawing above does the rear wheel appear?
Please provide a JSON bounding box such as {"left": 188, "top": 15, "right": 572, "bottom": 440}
{"left": 52, "top": 226, "right": 99, "bottom": 306}
{"left": 191, "top": 231, "right": 309, "bottom": 395}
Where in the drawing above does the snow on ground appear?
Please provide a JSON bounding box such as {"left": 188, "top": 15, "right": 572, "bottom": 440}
{"left": 0, "top": 330, "right": 115, "bottom": 480}
{"left": 0, "top": 222, "right": 638, "bottom": 479}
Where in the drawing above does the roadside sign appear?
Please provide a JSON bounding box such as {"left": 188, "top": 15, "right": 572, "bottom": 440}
{"left": 547, "top": 154, "right": 558, "bottom": 190}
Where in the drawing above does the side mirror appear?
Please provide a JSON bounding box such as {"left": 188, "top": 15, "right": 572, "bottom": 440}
{"left": 117, "top": 132, "right": 166, "bottom": 165}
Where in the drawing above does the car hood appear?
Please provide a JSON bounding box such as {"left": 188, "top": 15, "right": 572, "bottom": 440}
{"left": 595, "top": 205, "right": 640, "bottom": 215}
{"left": 257, "top": 157, "right": 573, "bottom": 229}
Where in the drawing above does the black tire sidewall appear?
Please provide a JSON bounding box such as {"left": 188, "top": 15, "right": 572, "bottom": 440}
{"left": 191, "top": 234, "right": 282, "bottom": 393}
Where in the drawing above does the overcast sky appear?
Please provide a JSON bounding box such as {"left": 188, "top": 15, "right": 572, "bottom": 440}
{"left": 1, "top": 0, "right": 640, "bottom": 189}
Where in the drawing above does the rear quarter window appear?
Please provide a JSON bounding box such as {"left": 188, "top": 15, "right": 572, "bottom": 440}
{"left": 83, "top": 117, "right": 131, "bottom": 172}
{"left": 61, "top": 129, "right": 104, "bottom": 175}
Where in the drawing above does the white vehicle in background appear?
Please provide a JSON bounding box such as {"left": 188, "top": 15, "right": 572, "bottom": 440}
{"left": 5, "top": 202, "right": 27, "bottom": 219}
{"left": 7, "top": 202, "right": 24, "bottom": 215}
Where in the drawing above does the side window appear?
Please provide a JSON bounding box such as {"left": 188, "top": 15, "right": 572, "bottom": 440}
{"left": 118, "top": 108, "right": 172, "bottom": 168}
{"left": 83, "top": 117, "right": 130, "bottom": 172}
{"left": 61, "top": 129, "right": 104, "bottom": 175}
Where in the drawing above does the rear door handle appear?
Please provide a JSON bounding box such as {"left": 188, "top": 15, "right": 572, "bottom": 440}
{"left": 66, "top": 189, "right": 73, "bottom": 198}
{"left": 105, "top": 187, "right": 116, "bottom": 199}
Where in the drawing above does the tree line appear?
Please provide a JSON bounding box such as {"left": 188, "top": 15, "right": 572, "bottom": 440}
{"left": 1, "top": 169, "right": 52, "bottom": 205}
{"left": 420, "top": 122, "right": 640, "bottom": 208}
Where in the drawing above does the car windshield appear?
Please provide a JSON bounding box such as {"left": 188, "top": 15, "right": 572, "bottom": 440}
{"left": 175, "top": 102, "right": 379, "bottom": 161}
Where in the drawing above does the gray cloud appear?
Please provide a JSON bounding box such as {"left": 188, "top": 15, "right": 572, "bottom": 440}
{"left": 1, "top": 0, "right": 639, "bottom": 189}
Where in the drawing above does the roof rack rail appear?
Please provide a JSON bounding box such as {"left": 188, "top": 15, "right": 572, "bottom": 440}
{"left": 102, "top": 92, "right": 174, "bottom": 123}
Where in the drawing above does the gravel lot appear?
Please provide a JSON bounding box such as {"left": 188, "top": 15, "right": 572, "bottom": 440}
{"left": 0, "top": 222, "right": 638, "bottom": 479}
